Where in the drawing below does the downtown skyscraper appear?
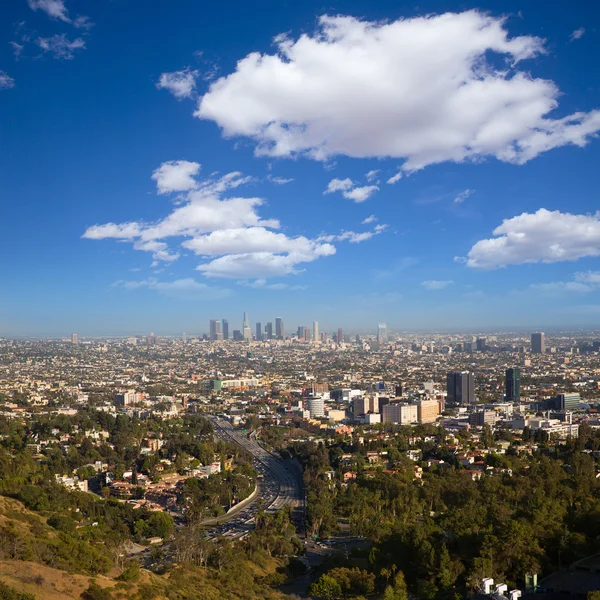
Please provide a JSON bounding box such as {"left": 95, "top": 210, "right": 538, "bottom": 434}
{"left": 242, "top": 312, "right": 252, "bottom": 341}
{"left": 275, "top": 317, "right": 284, "bottom": 340}
{"left": 446, "top": 371, "right": 475, "bottom": 404}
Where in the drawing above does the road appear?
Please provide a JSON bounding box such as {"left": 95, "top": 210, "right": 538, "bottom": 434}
{"left": 202, "top": 416, "right": 304, "bottom": 540}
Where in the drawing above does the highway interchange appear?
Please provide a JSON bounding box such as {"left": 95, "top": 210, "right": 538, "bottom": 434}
{"left": 203, "top": 416, "right": 305, "bottom": 540}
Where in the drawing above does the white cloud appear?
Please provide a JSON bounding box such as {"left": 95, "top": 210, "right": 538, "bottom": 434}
{"left": 151, "top": 160, "right": 201, "bottom": 194}
{"left": 84, "top": 166, "right": 344, "bottom": 279}
{"left": 10, "top": 42, "right": 24, "bottom": 59}
{"left": 37, "top": 34, "right": 85, "bottom": 59}
{"left": 238, "top": 279, "right": 307, "bottom": 290}
{"left": 365, "top": 169, "right": 379, "bottom": 182}
{"left": 387, "top": 172, "right": 403, "bottom": 184}
{"left": 183, "top": 227, "right": 329, "bottom": 256}
{"left": 28, "top": 0, "right": 70, "bottom": 22}
{"left": 267, "top": 175, "right": 294, "bottom": 184}
{"left": 575, "top": 271, "right": 600, "bottom": 285}
{"left": 157, "top": 68, "right": 199, "bottom": 99}
{"left": 570, "top": 28, "right": 585, "bottom": 41}
{"left": 528, "top": 281, "right": 593, "bottom": 294}
{"left": 325, "top": 178, "right": 353, "bottom": 193}
{"left": 198, "top": 246, "right": 335, "bottom": 279}
{"left": 467, "top": 209, "right": 600, "bottom": 269}
{"left": 454, "top": 188, "right": 475, "bottom": 204}
{"left": 112, "top": 278, "right": 232, "bottom": 300}
{"left": 196, "top": 11, "right": 600, "bottom": 169}
{"left": 343, "top": 185, "right": 379, "bottom": 203}
{"left": 73, "top": 15, "right": 93, "bottom": 30}
{"left": 421, "top": 280, "right": 454, "bottom": 290}
{"left": 0, "top": 71, "right": 15, "bottom": 90}
{"left": 362, "top": 215, "right": 377, "bottom": 224}
{"left": 318, "top": 224, "right": 388, "bottom": 244}
{"left": 325, "top": 178, "right": 378, "bottom": 202}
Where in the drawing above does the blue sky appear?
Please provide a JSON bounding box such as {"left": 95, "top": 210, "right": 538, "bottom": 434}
{"left": 1, "top": 0, "right": 600, "bottom": 336}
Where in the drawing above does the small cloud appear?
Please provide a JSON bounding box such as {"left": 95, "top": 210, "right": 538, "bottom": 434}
{"left": 27, "top": 0, "right": 70, "bottom": 23}
{"left": 267, "top": 175, "right": 294, "bottom": 185}
{"left": 0, "top": 71, "right": 15, "bottom": 90}
{"left": 365, "top": 169, "right": 380, "bottom": 182}
{"left": 10, "top": 42, "right": 24, "bottom": 59}
{"left": 237, "top": 279, "right": 307, "bottom": 290}
{"left": 36, "top": 34, "right": 85, "bottom": 60}
{"left": 570, "top": 27, "right": 585, "bottom": 41}
{"left": 454, "top": 189, "right": 474, "bottom": 204}
{"left": 73, "top": 15, "right": 93, "bottom": 30}
{"left": 421, "top": 279, "right": 454, "bottom": 290}
{"left": 387, "top": 172, "right": 403, "bottom": 184}
{"left": 156, "top": 68, "right": 199, "bottom": 100}
{"left": 344, "top": 185, "right": 379, "bottom": 203}
{"left": 362, "top": 215, "right": 377, "bottom": 224}
{"left": 325, "top": 178, "right": 354, "bottom": 194}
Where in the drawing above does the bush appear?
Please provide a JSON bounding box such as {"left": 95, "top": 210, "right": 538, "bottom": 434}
{"left": 82, "top": 582, "right": 113, "bottom": 600}
{"left": 47, "top": 514, "right": 76, "bottom": 534}
{"left": 0, "top": 581, "right": 36, "bottom": 600}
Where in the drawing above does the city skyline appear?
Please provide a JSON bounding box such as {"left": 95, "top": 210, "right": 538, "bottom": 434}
{"left": 2, "top": 1, "right": 600, "bottom": 335}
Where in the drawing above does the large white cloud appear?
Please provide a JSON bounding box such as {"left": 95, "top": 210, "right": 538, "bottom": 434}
{"left": 467, "top": 209, "right": 600, "bottom": 269}
{"left": 195, "top": 11, "right": 600, "bottom": 169}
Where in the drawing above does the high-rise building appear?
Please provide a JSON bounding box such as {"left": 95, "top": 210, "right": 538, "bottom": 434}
{"left": 275, "top": 317, "right": 284, "bottom": 340}
{"left": 255, "top": 322, "right": 262, "bottom": 341}
{"left": 377, "top": 323, "right": 388, "bottom": 344}
{"left": 232, "top": 329, "right": 243, "bottom": 341}
{"left": 265, "top": 322, "right": 273, "bottom": 339}
{"left": 146, "top": 333, "right": 157, "bottom": 346}
{"left": 476, "top": 337, "right": 487, "bottom": 351}
{"left": 209, "top": 320, "right": 223, "bottom": 341}
{"left": 222, "top": 319, "right": 229, "bottom": 340}
{"left": 417, "top": 399, "right": 440, "bottom": 424}
{"left": 531, "top": 332, "right": 545, "bottom": 354}
{"left": 307, "top": 396, "right": 325, "bottom": 418}
{"left": 337, "top": 328, "right": 343, "bottom": 344}
{"left": 382, "top": 402, "right": 418, "bottom": 425}
{"left": 446, "top": 371, "right": 475, "bottom": 404}
{"left": 505, "top": 367, "right": 521, "bottom": 402}
{"left": 71, "top": 333, "right": 78, "bottom": 344}
{"left": 243, "top": 312, "right": 252, "bottom": 341}
{"left": 297, "top": 326, "right": 304, "bottom": 339}
{"left": 313, "top": 321, "right": 319, "bottom": 341}
{"left": 303, "top": 326, "right": 310, "bottom": 342}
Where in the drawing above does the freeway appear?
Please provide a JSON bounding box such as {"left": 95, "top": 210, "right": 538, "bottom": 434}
{"left": 202, "top": 416, "right": 305, "bottom": 540}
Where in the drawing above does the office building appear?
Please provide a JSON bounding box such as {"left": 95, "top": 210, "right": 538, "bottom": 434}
{"left": 377, "top": 323, "right": 388, "bottom": 344}
{"left": 232, "top": 329, "right": 243, "bottom": 341}
{"left": 242, "top": 312, "right": 252, "bottom": 341}
{"left": 222, "top": 319, "right": 229, "bottom": 340}
{"left": 417, "top": 399, "right": 440, "bottom": 424}
{"left": 146, "top": 333, "right": 157, "bottom": 346}
{"left": 446, "top": 371, "right": 475, "bottom": 405}
{"left": 505, "top": 368, "right": 520, "bottom": 402}
{"left": 382, "top": 402, "right": 418, "bottom": 425}
{"left": 337, "top": 328, "right": 343, "bottom": 344}
{"left": 476, "top": 337, "right": 487, "bottom": 351}
{"left": 275, "top": 317, "right": 284, "bottom": 340}
{"left": 469, "top": 410, "right": 496, "bottom": 428}
{"left": 255, "top": 322, "right": 262, "bottom": 342}
{"left": 313, "top": 321, "right": 319, "bottom": 341}
{"left": 297, "top": 326, "right": 305, "bottom": 340}
{"left": 71, "top": 333, "right": 78, "bottom": 344}
{"left": 307, "top": 396, "right": 325, "bottom": 418}
{"left": 531, "top": 332, "right": 545, "bottom": 354}
{"left": 265, "top": 322, "right": 273, "bottom": 339}
{"left": 546, "top": 393, "right": 581, "bottom": 411}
